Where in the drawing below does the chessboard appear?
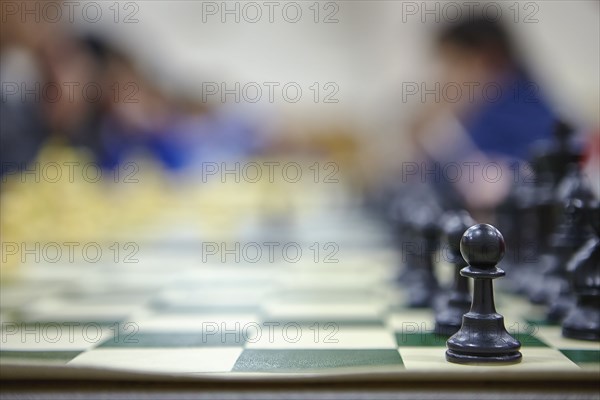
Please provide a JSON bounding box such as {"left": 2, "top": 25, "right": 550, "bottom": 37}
{"left": 1, "top": 184, "right": 598, "bottom": 383}
{"left": 0, "top": 146, "right": 598, "bottom": 390}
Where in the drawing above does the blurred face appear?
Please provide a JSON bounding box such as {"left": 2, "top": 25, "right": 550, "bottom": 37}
{"left": 0, "top": 2, "right": 59, "bottom": 51}
{"left": 438, "top": 43, "right": 488, "bottom": 87}
{"left": 42, "top": 36, "right": 100, "bottom": 133}
{"left": 106, "top": 56, "right": 171, "bottom": 133}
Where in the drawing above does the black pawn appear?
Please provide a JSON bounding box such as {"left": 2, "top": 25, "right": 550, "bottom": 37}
{"left": 435, "top": 211, "right": 475, "bottom": 335}
{"left": 527, "top": 167, "right": 594, "bottom": 311}
{"left": 406, "top": 202, "right": 441, "bottom": 308}
{"left": 562, "top": 201, "right": 600, "bottom": 341}
{"left": 529, "top": 121, "right": 583, "bottom": 256}
{"left": 446, "top": 224, "right": 522, "bottom": 364}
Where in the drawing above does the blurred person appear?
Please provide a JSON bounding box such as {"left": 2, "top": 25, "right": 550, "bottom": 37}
{"left": 409, "top": 18, "right": 561, "bottom": 212}
{"left": 90, "top": 38, "right": 266, "bottom": 172}
{"left": 1, "top": 1, "right": 271, "bottom": 180}
{"left": 3, "top": 26, "right": 264, "bottom": 175}
{"left": 39, "top": 34, "right": 110, "bottom": 155}
{"left": 0, "top": 5, "right": 52, "bottom": 176}
{"left": 83, "top": 38, "right": 189, "bottom": 170}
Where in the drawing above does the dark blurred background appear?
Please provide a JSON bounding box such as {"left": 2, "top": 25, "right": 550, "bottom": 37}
{"left": 1, "top": 1, "right": 599, "bottom": 257}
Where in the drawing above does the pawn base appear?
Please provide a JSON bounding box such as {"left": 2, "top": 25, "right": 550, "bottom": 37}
{"left": 546, "top": 295, "right": 575, "bottom": 323}
{"left": 446, "top": 313, "right": 522, "bottom": 364}
{"left": 446, "top": 349, "right": 522, "bottom": 364}
{"left": 562, "top": 296, "right": 600, "bottom": 342}
{"left": 562, "top": 327, "right": 600, "bottom": 341}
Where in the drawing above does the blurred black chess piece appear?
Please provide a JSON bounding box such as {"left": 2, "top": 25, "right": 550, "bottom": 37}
{"left": 530, "top": 121, "right": 583, "bottom": 256}
{"left": 497, "top": 122, "right": 582, "bottom": 295}
{"left": 390, "top": 184, "right": 444, "bottom": 286}
{"left": 402, "top": 200, "right": 443, "bottom": 308}
{"left": 495, "top": 164, "right": 538, "bottom": 293}
{"left": 390, "top": 193, "right": 420, "bottom": 284}
{"left": 446, "top": 224, "right": 522, "bottom": 364}
{"left": 562, "top": 200, "right": 600, "bottom": 341}
{"left": 523, "top": 121, "right": 585, "bottom": 299}
{"left": 528, "top": 167, "right": 595, "bottom": 313}
{"left": 434, "top": 211, "right": 475, "bottom": 335}
{"left": 544, "top": 169, "right": 596, "bottom": 321}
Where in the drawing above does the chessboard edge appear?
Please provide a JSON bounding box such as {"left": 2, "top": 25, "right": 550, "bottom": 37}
{"left": 1, "top": 364, "right": 598, "bottom": 383}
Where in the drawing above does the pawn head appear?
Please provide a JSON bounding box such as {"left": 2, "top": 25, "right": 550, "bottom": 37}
{"left": 460, "top": 223, "right": 505, "bottom": 267}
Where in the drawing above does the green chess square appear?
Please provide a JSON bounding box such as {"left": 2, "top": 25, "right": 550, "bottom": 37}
{"left": 395, "top": 332, "right": 449, "bottom": 347}
{"left": 524, "top": 318, "right": 560, "bottom": 328}
{"left": 232, "top": 349, "right": 403, "bottom": 372}
{"left": 98, "top": 332, "right": 245, "bottom": 348}
{"left": 560, "top": 349, "right": 600, "bottom": 365}
{"left": 0, "top": 350, "right": 81, "bottom": 364}
{"left": 266, "top": 319, "right": 384, "bottom": 327}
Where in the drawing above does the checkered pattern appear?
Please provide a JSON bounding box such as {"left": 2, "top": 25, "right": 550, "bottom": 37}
{"left": 1, "top": 212, "right": 599, "bottom": 380}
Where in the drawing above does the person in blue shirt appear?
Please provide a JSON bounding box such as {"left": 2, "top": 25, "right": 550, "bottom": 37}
{"left": 409, "top": 18, "right": 559, "bottom": 212}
